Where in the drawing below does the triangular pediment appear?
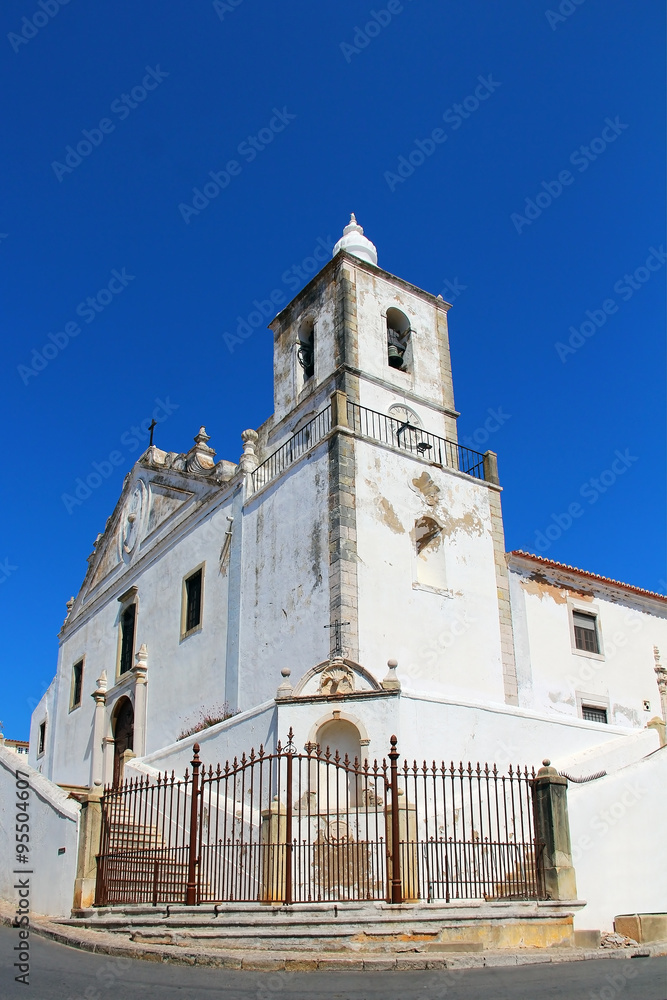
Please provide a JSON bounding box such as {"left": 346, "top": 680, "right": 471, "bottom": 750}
{"left": 65, "top": 445, "right": 238, "bottom": 624}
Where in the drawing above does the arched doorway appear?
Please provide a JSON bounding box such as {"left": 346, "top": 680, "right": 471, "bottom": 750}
{"left": 111, "top": 697, "right": 134, "bottom": 787}
{"left": 316, "top": 718, "right": 363, "bottom": 808}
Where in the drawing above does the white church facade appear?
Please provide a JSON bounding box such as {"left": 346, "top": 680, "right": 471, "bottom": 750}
{"left": 22, "top": 216, "right": 667, "bottom": 931}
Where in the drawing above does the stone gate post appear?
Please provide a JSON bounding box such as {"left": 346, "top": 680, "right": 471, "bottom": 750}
{"left": 260, "top": 795, "right": 288, "bottom": 903}
{"left": 533, "top": 759, "right": 577, "bottom": 900}
{"left": 72, "top": 789, "right": 103, "bottom": 909}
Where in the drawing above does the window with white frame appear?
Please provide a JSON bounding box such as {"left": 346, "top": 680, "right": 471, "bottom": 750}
{"left": 182, "top": 565, "right": 204, "bottom": 637}
{"left": 70, "top": 659, "right": 84, "bottom": 710}
{"left": 572, "top": 610, "right": 600, "bottom": 654}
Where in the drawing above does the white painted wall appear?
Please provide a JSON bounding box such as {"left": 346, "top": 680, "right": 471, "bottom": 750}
{"left": 0, "top": 748, "right": 79, "bottom": 917}
{"left": 41, "top": 494, "right": 236, "bottom": 788}
{"left": 134, "top": 701, "right": 277, "bottom": 777}
{"left": 566, "top": 748, "right": 667, "bottom": 931}
{"left": 509, "top": 562, "right": 667, "bottom": 728}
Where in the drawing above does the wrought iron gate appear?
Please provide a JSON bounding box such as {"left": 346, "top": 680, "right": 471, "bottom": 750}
{"left": 95, "top": 732, "right": 544, "bottom": 906}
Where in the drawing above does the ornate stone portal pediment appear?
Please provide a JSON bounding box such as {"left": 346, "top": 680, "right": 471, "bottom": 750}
{"left": 318, "top": 659, "right": 355, "bottom": 696}
{"left": 290, "top": 658, "right": 382, "bottom": 699}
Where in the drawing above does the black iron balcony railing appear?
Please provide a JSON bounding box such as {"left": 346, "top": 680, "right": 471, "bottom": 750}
{"left": 346, "top": 401, "right": 486, "bottom": 481}
{"left": 249, "top": 398, "right": 487, "bottom": 495}
{"left": 251, "top": 405, "right": 332, "bottom": 493}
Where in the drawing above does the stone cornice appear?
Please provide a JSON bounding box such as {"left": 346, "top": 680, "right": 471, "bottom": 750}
{"left": 269, "top": 250, "right": 452, "bottom": 330}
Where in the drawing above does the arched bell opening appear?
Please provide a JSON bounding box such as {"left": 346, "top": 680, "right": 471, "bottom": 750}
{"left": 386, "top": 307, "right": 412, "bottom": 372}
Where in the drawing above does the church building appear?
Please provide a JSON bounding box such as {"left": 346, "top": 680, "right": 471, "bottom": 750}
{"left": 23, "top": 216, "right": 667, "bottom": 933}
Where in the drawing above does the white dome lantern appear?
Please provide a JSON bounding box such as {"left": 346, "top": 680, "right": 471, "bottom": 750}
{"left": 332, "top": 213, "right": 378, "bottom": 266}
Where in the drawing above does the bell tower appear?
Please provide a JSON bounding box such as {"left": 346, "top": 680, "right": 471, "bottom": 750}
{"left": 269, "top": 215, "right": 459, "bottom": 445}
{"left": 260, "top": 216, "right": 517, "bottom": 708}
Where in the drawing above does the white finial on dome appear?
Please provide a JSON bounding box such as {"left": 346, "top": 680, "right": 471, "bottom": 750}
{"left": 333, "top": 213, "right": 378, "bottom": 266}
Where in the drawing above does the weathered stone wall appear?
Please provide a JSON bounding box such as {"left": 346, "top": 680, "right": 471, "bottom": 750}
{"left": 354, "top": 438, "right": 506, "bottom": 703}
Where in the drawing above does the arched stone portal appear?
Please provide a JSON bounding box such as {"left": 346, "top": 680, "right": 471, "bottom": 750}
{"left": 315, "top": 717, "right": 363, "bottom": 808}
{"left": 111, "top": 697, "right": 134, "bottom": 787}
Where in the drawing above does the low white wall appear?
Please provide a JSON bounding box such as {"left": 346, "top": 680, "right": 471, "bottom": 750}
{"left": 553, "top": 727, "right": 661, "bottom": 778}
{"left": 132, "top": 700, "right": 277, "bottom": 778}
{"left": 567, "top": 747, "right": 667, "bottom": 931}
{"left": 0, "top": 748, "right": 79, "bottom": 917}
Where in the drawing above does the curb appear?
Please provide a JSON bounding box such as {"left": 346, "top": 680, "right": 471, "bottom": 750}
{"left": 1, "top": 905, "right": 666, "bottom": 972}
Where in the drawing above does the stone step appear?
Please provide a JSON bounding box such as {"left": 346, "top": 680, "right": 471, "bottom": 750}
{"left": 61, "top": 899, "right": 579, "bottom": 954}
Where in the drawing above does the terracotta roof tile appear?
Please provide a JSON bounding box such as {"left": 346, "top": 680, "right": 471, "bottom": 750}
{"left": 510, "top": 551, "right": 667, "bottom": 603}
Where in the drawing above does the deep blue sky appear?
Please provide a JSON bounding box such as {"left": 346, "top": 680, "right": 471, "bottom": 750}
{"left": 1, "top": 0, "right": 664, "bottom": 738}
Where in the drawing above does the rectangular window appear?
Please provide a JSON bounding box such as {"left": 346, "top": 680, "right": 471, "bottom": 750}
{"left": 573, "top": 611, "right": 600, "bottom": 654}
{"left": 71, "top": 659, "right": 83, "bottom": 709}
{"left": 185, "top": 569, "right": 203, "bottom": 633}
{"left": 119, "top": 603, "right": 136, "bottom": 674}
{"left": 582, "top": 705, "right": 608, "bottom": 724}
{"left": 38, "top": 721, "right": 46, "bottom": 756}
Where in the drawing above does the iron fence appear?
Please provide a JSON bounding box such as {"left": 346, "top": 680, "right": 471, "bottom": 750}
{"left": 96, "top": 770, "right": 192, "bottom": 906}
{"left": 95, "top": 734, "right": 545, "bottom": 907}
{"left": 250, "top": 406, "right": 332, "bottom": 493}
{"left": 347, "top": 401, "right": 486, "bottom": 480}
{"left": 396, "top": 759, "right": 543, "bottom": 902}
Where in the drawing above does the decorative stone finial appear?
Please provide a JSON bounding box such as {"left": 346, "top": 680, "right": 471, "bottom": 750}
{"left": 382, "top": 658, "right": 401, "bottom": 691}
{"left": 185, "top": 426, "right": 216, "bottom": 473}
{"left": 537, "top": 758, "right": 558, "bottom": 777}
{"left": 332, "top": 214, "right": 378, "bottom": 266}
{"left": 92, "top": 670, "right": 108, "bottom": 705}
{"left": 239, "top": 429, "right": 260, "bottom": 473}
{"left": 133, "top": 644, "right": 148, "bottom": 681}
{"left": 276, "top": 666, "right": 293, "bottom": 700}
{"left": 382, "top": 660, "right": 401, "bottom": 691}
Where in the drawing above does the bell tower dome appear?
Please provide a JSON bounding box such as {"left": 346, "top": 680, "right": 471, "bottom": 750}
{"left": 332, "top": 213, "right": 378, "bottom": 266}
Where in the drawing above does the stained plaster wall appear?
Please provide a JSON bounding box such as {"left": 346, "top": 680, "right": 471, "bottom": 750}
{"left": 271, "top": 269, "right": 338, "bottom": 427}
{"left": 239, "top": 444, "right": 330, "bottom": 709}
{"left": 355, "top": 439, "right": 505, "bottom": 703}
{"left": 509, "top": 565, "right": 667, "bottom": 727}
{"left": 37, "top": 498, "right": 235, "bottom": 788}
{"left": 0, "top": 748, "right": 79, "bottom": 916}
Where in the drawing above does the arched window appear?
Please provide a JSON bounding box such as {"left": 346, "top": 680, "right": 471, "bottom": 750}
{"left": 296, "top": 318, "right": 315, "bottom": 383}
{"left": 386, "top": 307, "right": 412, "bottom": 373}
{"left": 414, "top": 515, "right": 447, "bottom": 591}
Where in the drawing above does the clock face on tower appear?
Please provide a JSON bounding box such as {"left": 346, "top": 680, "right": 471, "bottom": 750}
{"left": 388, "top": 404, "right": 421, "bottom": 428}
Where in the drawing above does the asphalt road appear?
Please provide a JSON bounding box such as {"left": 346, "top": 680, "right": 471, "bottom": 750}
{"left": 1, "top": 927, "right": 666, "bottom": 1000}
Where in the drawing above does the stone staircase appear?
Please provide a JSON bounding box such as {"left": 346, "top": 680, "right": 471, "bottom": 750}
{"left": 98, "top": 813, "right": 196, "bottom": 905}
{"left": 63, "top": 899, "right": 580, "bottom": 953}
